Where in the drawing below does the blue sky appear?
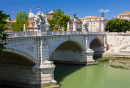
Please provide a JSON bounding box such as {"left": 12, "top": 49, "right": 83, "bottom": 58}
{"left": 0, "top": 0, "right": 130, "bottom": 20}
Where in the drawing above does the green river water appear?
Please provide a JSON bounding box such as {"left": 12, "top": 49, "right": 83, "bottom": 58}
{"left": 54, "top": 62, "right": 130, "bottom": 88}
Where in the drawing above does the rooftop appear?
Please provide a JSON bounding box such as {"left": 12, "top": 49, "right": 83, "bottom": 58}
{"left": 118, "top": 11, "right": 130, "bottom": 15}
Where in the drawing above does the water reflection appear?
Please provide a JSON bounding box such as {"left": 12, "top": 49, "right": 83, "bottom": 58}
{"left": 54, "top": 62, "right": 130, "bottom": 88}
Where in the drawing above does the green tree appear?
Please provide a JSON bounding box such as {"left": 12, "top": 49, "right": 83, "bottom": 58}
{"left": 11, "top": 10, "right": 29, "bottom": 31}
{"left": 105, "top": 18, "right": 130, "bottom": 32}
{"left": 48, "top": 8, "right": 71, "bottom": 31}
{"left": 0, "top": 10, "right": 9, "bottom": 60}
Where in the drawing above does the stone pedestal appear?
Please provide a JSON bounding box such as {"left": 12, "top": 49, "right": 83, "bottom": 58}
{"left": 67, "top": 22, "right": 70, "bottom": 31}
{"left": 28, "top": 60, "right": 58, "bottom": 87}
{"left": 73, "top": 18, "right": 77, "bottom": 31}
{"left": 101, "top": 17, "right": 105, "bottom": 32}
{"left": 62, "top": 27, "right": 64, "bottom": 31}
{"left": 23, "top": 24, "right": 26, "bottom": 32}
{"left": 86, "top": 49, "right": 97, "bottom": 65}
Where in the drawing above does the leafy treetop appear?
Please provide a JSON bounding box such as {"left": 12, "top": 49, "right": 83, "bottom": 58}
{"left": 0, "top": 10, "right": 9, "bottom": 60}
{"left": 48, "top": 8, "right": 71, "bottom": 31}
{"left": 105, "top": 18, "right": 130, "bottom": 32}
{"left": 11, "top": 10, "right": 29, "bottom": 31}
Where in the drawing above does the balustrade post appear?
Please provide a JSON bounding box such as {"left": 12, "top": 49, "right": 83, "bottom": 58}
{"left": 73, "top": 18, "right": 77, "bottom": 31}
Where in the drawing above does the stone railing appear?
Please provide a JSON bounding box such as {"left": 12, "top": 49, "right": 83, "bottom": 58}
{"left": 4, "top": 31, "right": 119, "bottom": 38}
{"left": 48, "top": 31, "right": 107, "bottom": 35}
{"left": 48, "top": 31, "right": 86, "bottom": 35}
{"left": 4, "top": 31, "right": 40, "bottom": 38}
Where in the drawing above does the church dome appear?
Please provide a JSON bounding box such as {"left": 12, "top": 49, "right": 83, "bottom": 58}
{"left": 28, "top": 9, "right": 35, "bottom": 18}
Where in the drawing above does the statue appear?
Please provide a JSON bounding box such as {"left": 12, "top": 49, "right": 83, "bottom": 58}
{"left": 101, "top": 12, "right": 104, "bottom": 17}
{"left": 82, "top": 20, "right": 88, "bottom": 32}
{"left": 34, "top": 11, "right": 50, "bottom": 32}
{"left": 74, "top": 13, "right": 77, "bottom": 18}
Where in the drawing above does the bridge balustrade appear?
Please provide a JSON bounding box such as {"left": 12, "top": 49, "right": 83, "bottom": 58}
{"left": 5, "top": 31, "right": 108, "bottom": 38}
{"left": 49, "top": 31, "right": 86, "bottom": 35}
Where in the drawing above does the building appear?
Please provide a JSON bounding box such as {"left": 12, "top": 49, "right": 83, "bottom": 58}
{"left": 27, "top": 9, "right": 35, "bottom": 31}
{"left": 117, "top": 11, "right": 130, "bottom": 21}
{"left": 70, "top": 17, "right": 83, "bottom": 31}
{"left": 7, "top": 9, "right": 35, "bottom": 31}
{"left": 7, "top": 19, "right": 16, "bottom": 31}
{"left": 46, "top": 10, "right": 56, "bottom": 20}
{"left": 79, "top": 16, "right": 108, "bottom": 32}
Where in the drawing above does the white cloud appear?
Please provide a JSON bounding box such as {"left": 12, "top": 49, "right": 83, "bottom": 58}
{"left": 99, "top": 9, "right": 104, "bottom": 13}
{"left": 104, "top": 10, "right": 110, "bottom": 13}
{"left": 99, "top": 9, "right": 110, "bottom": 13}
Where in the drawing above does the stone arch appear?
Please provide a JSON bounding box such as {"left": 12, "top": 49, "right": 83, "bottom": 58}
{"left": 49, "top": 38, "right": 85, "bottom": 55}
{"left": 4, "top": 45, "right": 36, "bottom": 64}
{"left": 49, "top": 38, "right": 86, "bottom": 63}
{"left": 89, "top": 38, "right": 104, "bottom": 55}
{"left": 89, "top": 37, "right": 103, "bottom": 47}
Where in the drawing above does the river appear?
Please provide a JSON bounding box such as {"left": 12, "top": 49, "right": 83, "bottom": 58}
{"left": 54, "top": 62, "right": 130, "bottom": 88}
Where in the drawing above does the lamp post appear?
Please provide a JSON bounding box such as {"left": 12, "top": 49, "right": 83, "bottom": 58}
{"left": 9, "top": 8, "right": 13, "bottom": 31}
{"left": 38, "top": 4, "right": 42, "bottom": 11}
{"left": 9, "top": 8, "right": 13, "bottom": 20}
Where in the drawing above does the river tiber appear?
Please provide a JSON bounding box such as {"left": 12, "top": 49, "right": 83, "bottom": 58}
{"left": 1, "top": 5, "right": 130, "bottom": 88}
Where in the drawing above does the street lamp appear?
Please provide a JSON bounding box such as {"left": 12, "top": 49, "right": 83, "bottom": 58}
{"left": 38, "top": 4, "right": 42, "bottom": 11}
{"left": 9, "top": 8, "right": 13, "bottom": 20}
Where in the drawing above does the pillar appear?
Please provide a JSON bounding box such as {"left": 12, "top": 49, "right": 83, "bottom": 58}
{"left": 73, "top": 18, "right": 77, "bottom": 31}
{"left": 101, "top": 17, "right": 105, "bottom": 32}
{"left": 86, "top": 49, "right": 97, "bottom": 65}
{"left": 23, "top": 24, "right": 26, "bottom": 32}
{"left": 62, "top": 27, "right": 64, "bottom": 31}
{"left": 83, "top": 36, "right": 97, "bottom": 65}
{"left": 29, "top": 37, "right": 58, "bottom": 87}
{"left": 67, "top": 22, "right": 70, "bottom": 31}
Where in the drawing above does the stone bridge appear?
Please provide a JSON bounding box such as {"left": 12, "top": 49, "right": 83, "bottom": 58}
{"left": 1, "top": 11, "right": 130, "bottom": 88}
{"left": 0, "top": 11, "right": 107, "bottom": 88}
{"left": 0, "top": 31, "right": 106, "bottom": 88}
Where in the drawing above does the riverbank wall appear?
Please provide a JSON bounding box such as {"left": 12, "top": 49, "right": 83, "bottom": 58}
{"left": 103, "top": 33, "right": 130, "bottom": 58}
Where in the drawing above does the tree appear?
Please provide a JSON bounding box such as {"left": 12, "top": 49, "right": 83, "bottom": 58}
{"left": 11, "top": 10, "right": 29, "bottom": 31}
{"left": 0, "top": 10, "right": 9, "bottom": 60}
{"left": 105, "top": 18, "right": 130, "bottom": 32}
{"left": 47, "top": 8, "right": 71, "bottom": 31}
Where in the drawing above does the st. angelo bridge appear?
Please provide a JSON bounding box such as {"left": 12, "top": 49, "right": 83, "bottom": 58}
{"left": 0, "top": 11, "right": 130, "bottom": 88}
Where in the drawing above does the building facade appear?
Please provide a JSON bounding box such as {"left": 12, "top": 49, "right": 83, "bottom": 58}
{"left": 79, "top": 16, "right": 108, "bottom": 32}
{"left": 46, "top": 10, "right": 56, "bottom": 20}
{"left": 70, "top": 17, "right": 83, "bottom": 31}
{"left": 7, "top": 10, "right": 35, "bottom": 31}
{"left": 117, "top": 11, "right": 130, "bottom": 21}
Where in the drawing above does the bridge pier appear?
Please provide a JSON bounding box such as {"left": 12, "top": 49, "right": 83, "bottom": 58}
{"left": 85, "top": 49, "right": 97, "bottom": 65}
{"left": 27, "top": 60, "right": 57, "bottom": 88}
{"left": 27, "top": 37, "right": 58, "bottom": 87}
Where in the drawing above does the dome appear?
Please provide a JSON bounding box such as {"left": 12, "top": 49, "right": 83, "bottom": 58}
{"left": 28, "top": 9, "right": 35, "bottom": 18}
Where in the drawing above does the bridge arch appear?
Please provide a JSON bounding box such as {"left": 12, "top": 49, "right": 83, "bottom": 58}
{"left": 50, "top": 38, "right": 85, "bottom": 63}
{"left": 4, "top": 45, "right": 36, "bottom": 64}
{"left": 89, "top": 38, "right": 104, "bottom": 55}
{"left": 49, "top": 38, "right": 85, "bottom": 55}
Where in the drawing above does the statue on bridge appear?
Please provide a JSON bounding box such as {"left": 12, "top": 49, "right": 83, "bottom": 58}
{"left": 82, "top": 20, "right": 89, "bottom": 32}
{"left": 34, "top": 11, "right": 50, "bottom": 32}
{"left": 101, "top": 12, "right": 104, "bottom": 17}
{"left": 74, "top": 13, "right": 77, "bottom": 18}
